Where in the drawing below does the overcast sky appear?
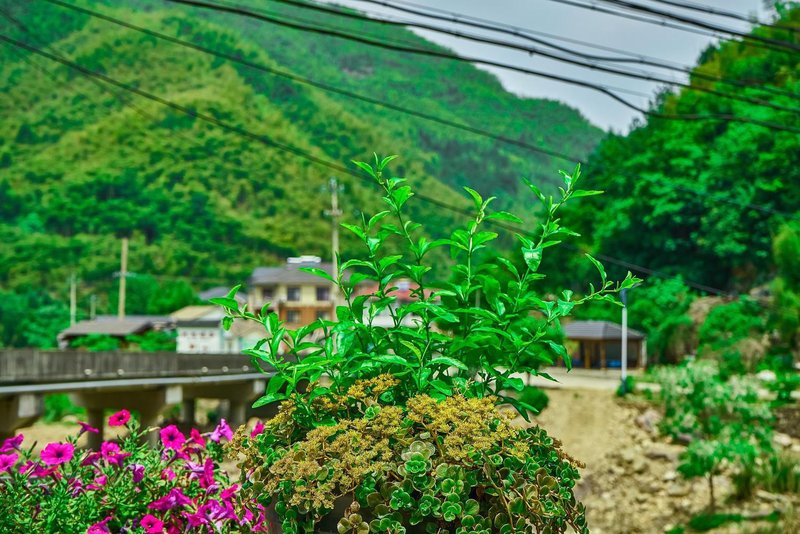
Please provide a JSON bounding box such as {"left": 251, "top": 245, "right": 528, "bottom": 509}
{"left": 327, "top": 0, "right": 770, "bottom": 131}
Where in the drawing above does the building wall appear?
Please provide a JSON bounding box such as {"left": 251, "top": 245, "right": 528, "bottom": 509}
{"left": 177, "top": 327, "right": 223, "bottom": 354}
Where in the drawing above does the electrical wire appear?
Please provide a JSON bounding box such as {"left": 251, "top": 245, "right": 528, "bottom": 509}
{"left": 0, "top": 32, "right": 734, "bottom": 296}
{"left": 164, "top": 0, "right": 800, "bottom": 133}
{"left": 347, "top": 0, "right": 800, "bottom": 101}
{"left": 212, "top": 0, "right": 800, "bottom": 115}
{"left": 651, "top": 0, "right": 800, "bottom": 33}
{"left": 596, "top": 0, "right": 800, "bottom": 51}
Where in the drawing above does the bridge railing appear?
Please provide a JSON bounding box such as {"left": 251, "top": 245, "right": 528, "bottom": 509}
{"left": 0, "top": 350, "right": 256, "bottom": 384}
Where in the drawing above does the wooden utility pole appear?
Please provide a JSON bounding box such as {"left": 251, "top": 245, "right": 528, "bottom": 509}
{"left": 69, "top": 272, "right": 77, "bottom": 326}
{"left": 327, "top": 177, "right": 342, "bottom": 282}
{"left": 118, "top": 237, "right": 128, "bottom": 320}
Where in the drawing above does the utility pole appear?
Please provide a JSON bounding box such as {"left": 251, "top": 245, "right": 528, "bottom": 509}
{"left": 69, "top": 271, "right": 77, "bottom": 326}
{"left": 620, "top": 288, "right": 629, "bottom": 393}
{"left": 118, "top": 237, "right": 128, "bottom": 320}
{"left": 326, "top": 177, "right": 342, "bottom": 284}
{"left": 89, "top": 294, "right": 97, "bottom": 320}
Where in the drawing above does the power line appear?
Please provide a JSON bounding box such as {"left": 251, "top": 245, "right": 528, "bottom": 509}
{"left": 228, "top": 0, "right": 800, "bottom": 115}
{"left": 651, "top": 0, "right": 800, "bottom": 34}
{"left": 37, "top": 0, "right": 800, "bottom": 219}
{"left": 348, "top": 0, "right": 800, "bottom": 101}
{"left": 164, "top": 0, "right": 800, "bottom": 133}
{"left": 0, "top": 32, "right": 733, "bottom": 296}
{"left": 596, "top": 0, "right": 800, "bottom": 52}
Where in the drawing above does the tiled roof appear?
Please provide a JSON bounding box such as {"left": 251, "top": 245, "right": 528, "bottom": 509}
{"left": 59, "top": 316, "right": 173, "bottom": 338}
{"left": 563, "top": 320, "right": 645, "bottom": 340}
{"left": 249, "top": 262, "right": 336, "bottom": 286}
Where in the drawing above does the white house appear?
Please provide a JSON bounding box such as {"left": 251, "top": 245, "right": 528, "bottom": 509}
{"left": 170, "top": 305, "right": 262, "bottom": 354}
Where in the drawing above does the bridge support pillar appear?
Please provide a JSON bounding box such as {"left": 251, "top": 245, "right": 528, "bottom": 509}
{"left": 73, "top": 386, "right": 183, "bottom": 449}
{"left": 0, "top": 394, "right": 42, "bottom": 442}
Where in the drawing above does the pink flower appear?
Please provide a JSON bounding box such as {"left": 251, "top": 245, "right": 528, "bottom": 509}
{"left": 189, "top": 428, "right": 206, "bottom": 447}
{"left": 77, "top": 421, "right": 99, "bottom": 435}
{"left": 99, "top": 441, "right": 129, "bottom": 466}
{"left": 86, "top": 515, "right": 111, "bottom": 533}
{"left": 159, "top": 425, "right": 186, "bottom": 450}
{"left": 148, "top": 488, "right": 191, "bottom": 511}
{"left": 140, "top": 514, "right": 164, "bottom": 534}
{"left": 108, "top": 409, "right": 131, "bottom": 427}
{"left": 0, "top": 452, "right": 18, "bottom": 473}
{"left": 161, "top": 468, "right": 176, "bottom": 481}
{"left": 40, "top": 442, "right": 75, "bottom": 466}
{"left": 87, "top": 474, "right": 108, "bottom": 491}
{"left": 0, "top": 434, "right": 23, "bottom": 453}
{"left": 210, "top": 419, "right": 233, "bottom": 443}
{"left": 250, "top": 421, "right": 265, "bottom": 438}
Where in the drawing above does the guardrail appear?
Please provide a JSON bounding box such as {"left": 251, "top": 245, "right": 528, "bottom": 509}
{"left": 0, "top": 350, "right": 255, "bottom": 384}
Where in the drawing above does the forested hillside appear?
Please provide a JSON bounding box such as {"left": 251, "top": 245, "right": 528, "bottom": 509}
{"left": 0, "top": 0, "right": 601, "bottom": 305}
{"left": 560, "top": 4, "right": 800, "bottom": 292}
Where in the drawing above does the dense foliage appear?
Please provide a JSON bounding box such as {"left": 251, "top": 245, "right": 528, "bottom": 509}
{"left": 0, "top": 0, "right": 601, "bottom": 326}
{"left": 0, "top": 412, "right": 261, "bottom": 532}
{"left": 217, "top": 157, "right": 636, "bottom": 532}
{"left": 562, "top": 5, "right": 800, "bottom": 292}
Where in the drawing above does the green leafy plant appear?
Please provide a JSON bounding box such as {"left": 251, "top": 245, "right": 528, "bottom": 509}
{"left": 656, "top": 359, "right": 774, "bottom": 510}
{"left": 218, "top": 157, "right": 638, "bottom": 426}
{"left": 219, "top": 156, "right": 637, "bottom": 532}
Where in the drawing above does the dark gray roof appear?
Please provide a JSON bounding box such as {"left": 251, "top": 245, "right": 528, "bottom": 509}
{"left": 563, "top": 320, "right": 645, "bottom": 340}
{"left": 59, "top": 316, "right": 174, "bottom": 338}
{"left": 250, "top": 262, "right": 336, "bottom": 286}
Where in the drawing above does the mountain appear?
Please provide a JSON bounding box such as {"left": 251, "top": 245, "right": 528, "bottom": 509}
{"left": 0, "top": 0, "right": 603, "bottom": 307}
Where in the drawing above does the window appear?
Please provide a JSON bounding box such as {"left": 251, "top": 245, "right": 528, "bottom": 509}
{"left": 261, "top": 287, "right": 274, "bottom": 300}
{"left": 316, "top": 286, "right": 330, "bottom": 301}
{"left": 287, "top": 286, "right": 301, "bottom": 301}
{"left": 316, "top": 310, "right": 330, "bottom": 321}
{"left": 286, "top": 310, "right": 301, "bottom": 323}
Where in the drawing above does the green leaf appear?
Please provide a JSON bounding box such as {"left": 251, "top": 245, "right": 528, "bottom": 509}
{"left": 522, "top": 247, "right": 543, "bottom": 272}
{"left": 209, "top": 297, "right": 239, "bottom": 310}
{"left": 252, "top": 392, "right": 287, "bottom": 408}
{"left": 429, "top": 356, "right": 467, "bottom": 371}
{"left": 463, "top": 186, "right": 483, "bottom": 210}
{"left": 299, "top": 267, "right": 335, "bottom": 283}
{"left": 585, "top": 253, "right": 607, "bottom": 284}
{"left": 485, "top": 211, "right": 523, "bottom": 223}
{"left": 374, "top": 354, "right": 414, "bottom": 368}
{"left": 571, "top": 189, "right": 604, "bottom": 198}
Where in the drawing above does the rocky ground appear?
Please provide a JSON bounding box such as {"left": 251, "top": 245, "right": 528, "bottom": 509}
{"left": 534, "top": 388, "right": 800, "bottom": 533}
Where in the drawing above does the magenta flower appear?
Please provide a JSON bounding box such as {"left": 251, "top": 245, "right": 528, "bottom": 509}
{"left": 210, "top": 419, "right": 233, "bottom": 443}
{"left": 0, "top": 452, "right": 18, "bottom": 473}
{"left": 77, "top": 421, "right": 99, "bottom": 435}
{"left": 87, "top": 474, "right": 108, "bottom": 491}
{"left": 160, "top": 425, "right": 186, "bottom": 450}
{"left": 148, "top": 487, "right": 191, "bottom": 511}
{"left": 189, "top": 428, "right": 206, "bottom": 447}
{"left": 161, "top": 468, "right": 176, "bottom": 481}
{"left": 129, "top": 463, "right": 145, "bottom": 484}
{"left": 40, "top": 442, "right": 75, "bottom": 466}
{"left": 250, "top": 421, "right": 265, "bottom": 438}
{"left": 108, "top": 409, "right": 131, "bottom": 427}
{"left": 140, "top": 514, "right": 164, "bottom": 534}
{"left": 86, "top": 516, "right": 111, "bottom": 533}
{"left": 0, "top": 434, "right": 23, "bottom": 453}
{"left": 100, "top": 441, "right": 120, "bottom": 458}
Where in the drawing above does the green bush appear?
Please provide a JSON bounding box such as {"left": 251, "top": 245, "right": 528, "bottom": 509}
{"left": 656, "top": 359, "right": 773, "bottom": 510}
{"left": 42, "top": 394, "right": 84, "bottom": 422}
{"left": 518, "top": 386, "right": 549, "bottom": 414}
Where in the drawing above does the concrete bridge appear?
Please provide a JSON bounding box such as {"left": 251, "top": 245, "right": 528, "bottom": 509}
{"left": 0, "top": 350, "right": 272, "bottom": 447}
